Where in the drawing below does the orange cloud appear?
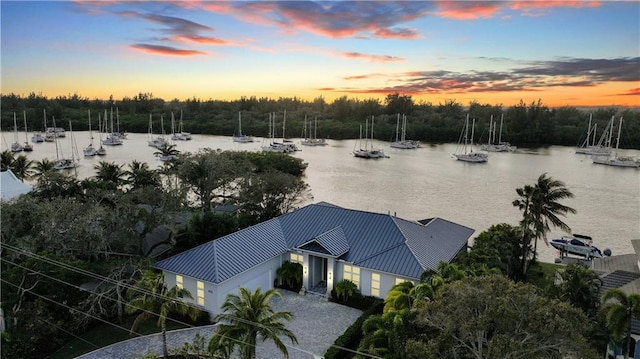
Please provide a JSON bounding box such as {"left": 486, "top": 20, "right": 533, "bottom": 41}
{"left": 511, "top": 1, "right": 601, "bottom": 10}
{"left": 342, "top": 52, "right": 404, "bottom": 63}
{"left": 435, "top": 1, "right": 502, "bottom": 20}
{"left": 129, "top": 44, "right": 206, "bottom": 56}
{"left": 174, "top": 35, "right": 238, "bottom": 45}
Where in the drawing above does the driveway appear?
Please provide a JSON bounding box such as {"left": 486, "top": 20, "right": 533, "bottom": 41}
{"left": 76, "top": 290, "right": 363, "bottom": 359}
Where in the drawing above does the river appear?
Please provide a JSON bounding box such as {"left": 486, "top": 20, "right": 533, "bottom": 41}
{"left": 5, "top": 131, "right": 640, "bottom": 264}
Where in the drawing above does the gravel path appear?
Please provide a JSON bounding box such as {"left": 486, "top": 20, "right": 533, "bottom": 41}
{"left": 76, "top": 290, "right": 362, "bottom": 359}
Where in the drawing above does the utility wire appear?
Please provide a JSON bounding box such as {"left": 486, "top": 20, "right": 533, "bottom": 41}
{"left": 3, "top": 244, "right": 383, "bottom": 358}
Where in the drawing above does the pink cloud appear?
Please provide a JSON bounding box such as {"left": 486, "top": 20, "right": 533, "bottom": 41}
{"left": 129, "top": 44, "right": 206, "bottom": 56}
{"left": 341, "top": 52, "right": 404, "bottom": 63}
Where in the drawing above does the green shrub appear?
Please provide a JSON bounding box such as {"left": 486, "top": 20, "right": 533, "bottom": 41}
{"left": 324, "top": 299, "right": 384, "bottom": 359}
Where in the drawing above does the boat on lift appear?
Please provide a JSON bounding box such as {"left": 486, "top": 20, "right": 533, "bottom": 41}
{"left": 550, "top": 234, "right": 610, "bottom": 259}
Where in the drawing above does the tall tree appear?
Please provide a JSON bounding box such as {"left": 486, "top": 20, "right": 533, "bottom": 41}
{"left": 600, "top": 288, "right": 640, "bottom": 359}
{"left": 513, "top": 173, "right": 575, "bottom": 274}
{"left": 208, "top": 288, "right": 298, "bottom": 359}
{"left": 32, "top": 158, "right": 55, "bottom": 177}
{"left": 126, "top": 271, "right": 200, "bottom": 359}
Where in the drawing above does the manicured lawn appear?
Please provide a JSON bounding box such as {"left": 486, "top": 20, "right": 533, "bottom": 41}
{"left": 49, "top": 316, "right": 190, "bottom": 359}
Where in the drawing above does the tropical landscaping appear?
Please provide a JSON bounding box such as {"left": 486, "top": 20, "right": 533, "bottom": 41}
{"left": 1, "top": 146, "right": 639, "bottom": 358}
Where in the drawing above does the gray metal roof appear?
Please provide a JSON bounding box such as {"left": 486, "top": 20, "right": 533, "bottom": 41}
{"left": 155, "top": 202, "right": 475, "bottom": 283}
{"left": 297, "top": 226, "right": 349, "bottom": 257}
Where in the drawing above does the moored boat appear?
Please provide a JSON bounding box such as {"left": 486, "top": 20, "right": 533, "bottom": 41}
{"left": 550, "top": 234, "right": 610, "bottom": 259}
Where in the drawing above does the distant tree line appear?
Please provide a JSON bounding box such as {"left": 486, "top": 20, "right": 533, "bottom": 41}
{"left": 2, "top": 92, "right": 639, "bottom": 149}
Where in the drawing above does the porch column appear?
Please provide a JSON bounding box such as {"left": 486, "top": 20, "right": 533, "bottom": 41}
{"left": 326, "top": 257, "right": 335, "bottom": 297}
{"left": 302, "top": 252, "right": 310, "bottom": 291}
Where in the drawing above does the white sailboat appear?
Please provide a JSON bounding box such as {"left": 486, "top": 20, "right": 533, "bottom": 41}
{"left": 593, "top": 117, "right": 640, "bottom": 168}
{"left": 31, "top": 109, "right": 46, "bottom": 143}
{"left": 101, "top": 109, "right": 123, "bottom": 146}
{"left": 22, "top": 112, "right": 33, "bottom": 152}
{"left": 353, "top": 116, "right": 388, "bottom": 159}
{"left": 83, "top": 110, "right": 97, "bottom": 156}
{"left": 10, "top": 113, "right": 24, "bottom": 152}
{"left": 453, "top": 114, "right": 488, "bottom": 163}
{"left": 481, "top": 114, "right": 516, "bottom": 152}
{"left": 300, "top": 116, "right": 327, "bottom": 146}
{"left": 96, "top": 114, "right": 107, "bottom": 156}
{"left": 233, "top": 111, "right": 253, "bottom": 143}
{"left": 262, "top": 111, "right": 298, "bottom": 153}
{"left": 53, "top": 118, "right": 79, "bottom": 170}
{"left": 390, "top": 113, "right": 418, "bottom": 149}
{"left": 578, "top": 116, "right": 613, "bottom": 156}
{"left": 148, "top": 114, "right": 168, "bottom": 148}
{"left": 172, "top": 110, "right": 191, "bottom": 141}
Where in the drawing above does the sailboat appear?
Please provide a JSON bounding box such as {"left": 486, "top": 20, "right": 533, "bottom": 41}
{"left": 593, "top": 117, "right": 640, "bottom": 168}
{"left": 262, "top": 111, "right": 298, "bottom": 153}
{"left": 31, "top": 110, "right": 46, "bottom": 143}
{"left": 96, "top": 114, "right": 106, "bottom": 156}
{"left": 101, "top": 109, "right": 123, "bottom": 146}
{"left": 453, "top": 114, "right": 488, "bottom": 163}
{"left": 300, "top": 116, "right": 328, "bottom": 146}
{"left": 10, "top": 113, "right": 24, "bottom": 152}
{"left": 148, "top": 114, "right": 168, "bottom": 148}
{"left": 21, "top": 112, "right": 34, "bottom": 152}
{"left": 233, "top": 111, "right": 254, "bottom": 143}
{"left": 481, "top": 114, "right": 516, "bottom": 152}
{"left": 172, "top": 110, "right": 192, "bottom": 141}
{"left": 53, "top": 119, "right": 79, "bottom": 170}
{"left": 42, "top": 110, "right": 56, "bottom": 142}
{"left": 83, "top": 110, "right": 97, "bottom": 157}
{"left": 353, "top": 116, "right": 388, "bottom": 159}
{"left": 390, "top": 113, "right": 418, "bottom": 149}
{"left": 577, "top": 115, "right": 613, "bottom": 156}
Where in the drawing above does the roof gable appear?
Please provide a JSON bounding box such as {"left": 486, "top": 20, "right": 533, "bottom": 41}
{"left": 297, "top": 226, "right": 349, "bottom": 257}
{"left": 1, "top": 170, "right": 32, "bottom": 201}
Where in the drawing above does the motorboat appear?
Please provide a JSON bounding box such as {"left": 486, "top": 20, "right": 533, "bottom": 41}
{"left": 550, "top": 234, "right": 610, "bottom": 259}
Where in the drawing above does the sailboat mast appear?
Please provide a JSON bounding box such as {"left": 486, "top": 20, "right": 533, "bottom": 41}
{"left": 314, "top": 117, "right": 318, "bottom": 140}
{"left": 395, "top": 113, "right": 400, "bottom": 142}
{"left": 586, "top": 114, "right": 593, "bottom": 147}
{"left": 282, "top": 110, "right": 286, "bottom": 140}
{"left": 615, "top": 117, "right": 623, "bottom": 152}
{"left": 88, "top": 110, "right": 93, "bottom": 145}
{"left": 470, "top": 117, "right": 476, "bottom": 149}
{"left": 239, "top": 111, "right": 242, "bottom": 135}
{"left": 498, "top": 114, "right": 504, "bottom": 144}
{"left": 23, "top": 111, "right": 29, "bottom": 143}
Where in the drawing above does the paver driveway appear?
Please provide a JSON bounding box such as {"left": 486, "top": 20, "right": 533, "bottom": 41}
{"left": 75, "top": 290, "right": 363, "bottom": 359}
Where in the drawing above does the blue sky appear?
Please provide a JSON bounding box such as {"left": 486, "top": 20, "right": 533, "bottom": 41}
{"left": 1, "top": 1, "right": 638, "bottom": 107}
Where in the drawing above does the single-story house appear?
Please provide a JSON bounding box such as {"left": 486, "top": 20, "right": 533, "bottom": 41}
{"left": 0, "top": 169, "right": 32, "bottom": 201}
{"left": 155, "top": 202, "right": 474, "bottom": 316}
{"left": 592, "top": 239, "right": 640, "bottom": 359}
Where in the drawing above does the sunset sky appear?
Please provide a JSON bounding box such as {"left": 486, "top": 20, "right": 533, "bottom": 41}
{"left": 1, "top": 1, "right": 639, "bottom": 108}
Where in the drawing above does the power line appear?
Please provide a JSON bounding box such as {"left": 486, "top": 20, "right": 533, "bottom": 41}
{"left": 2, "top": 244, "right": 384, "bottom": 358}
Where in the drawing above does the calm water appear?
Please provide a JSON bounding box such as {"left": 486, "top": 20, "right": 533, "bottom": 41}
{"left": 4, "top": 131, "right": 640, "bottom": 264}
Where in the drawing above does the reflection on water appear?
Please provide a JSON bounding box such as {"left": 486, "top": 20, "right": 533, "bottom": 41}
{"left": 4, "top": 131, "right": 640, "bottom": 264}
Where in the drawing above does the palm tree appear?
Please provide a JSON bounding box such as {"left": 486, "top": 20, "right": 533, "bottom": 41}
{"left": 153, "top": 143, "right": 180, "bottom": 161}
{"left": 600, "top": 288, "right": 640, "bottom": 359}
{"left": 126, "top": 271, "right": 200, "bottom": 359}
{"left": 93, "top": 161, "right": 126, "bottom": 189}
{"left": 10, "top": 155, "right": 34, "bottom": 181}
{"left": 125, "top": 160, "right": 160, "bottom": 189}
{"left": 1, "top": 150, "right": 14, "bottom": 171}
{"left": 32, "top": 158, "right": 56, "bottom": 177}
{"left": 208, "top": 288, "right": 298, "bottom": 359}
{"left": 513, "top": 173, "right": 576, "bottom": 274}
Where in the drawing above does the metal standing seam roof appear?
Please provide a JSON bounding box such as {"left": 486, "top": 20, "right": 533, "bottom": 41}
{"left": 296, "top": 226, "right": 349, "bottom": 257}
{"left": 155, "top": 203, "right": 475, "bottom": 283}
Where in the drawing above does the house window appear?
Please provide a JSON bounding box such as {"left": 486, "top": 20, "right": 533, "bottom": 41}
{"left": 395, "top": 278, "right": 409, "bottom": 286}
{"left": 290, "top": 253, "right": 303, "bottom": 264}
{"left": 176, "top": 275, "right": 183, "bottom": 289}
{"left": 197, "top": 281, "right": 205, "bottom": 306}
{"left": 371, "top": 273, "right": 380, "bottom": 297}
{"left": 343, "top": 265, "right": 360, "bottom": 288}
